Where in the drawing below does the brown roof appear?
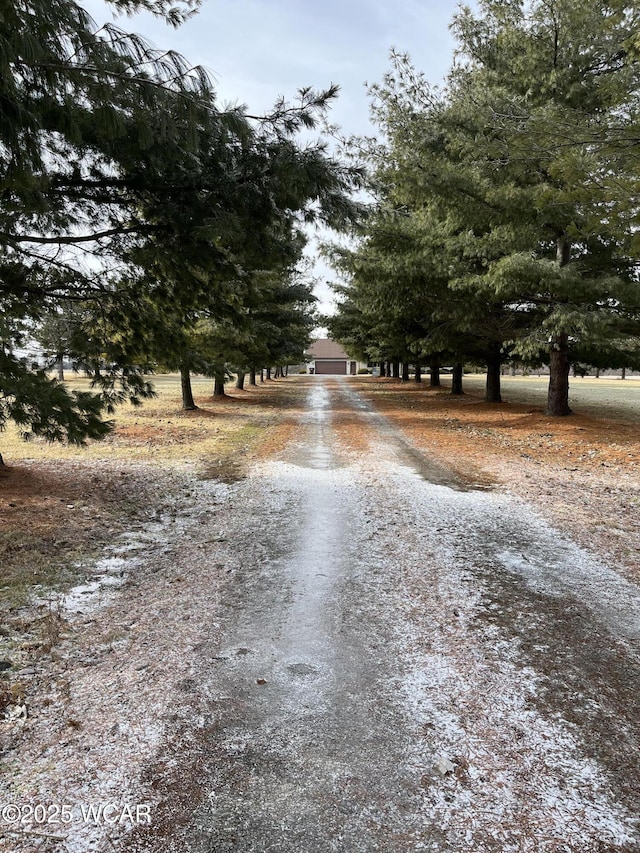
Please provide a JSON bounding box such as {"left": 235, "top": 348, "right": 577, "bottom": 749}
{"left": 305, "top": 339, "right": 350, "bottom": 360}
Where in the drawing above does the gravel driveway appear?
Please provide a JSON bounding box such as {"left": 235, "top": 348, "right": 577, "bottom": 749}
{"left": 3, "top": 378, "right": 640, "bottom": 852}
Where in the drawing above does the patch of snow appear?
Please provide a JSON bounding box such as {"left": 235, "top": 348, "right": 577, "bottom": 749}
{"left": 497, "top": 547, "right": 640, "bottom": 640}
{"left": 63, "top": 557, "right": 138, "bottom": 615}
{"left": 353, "top": 431, "right": 640, "bottom": 850}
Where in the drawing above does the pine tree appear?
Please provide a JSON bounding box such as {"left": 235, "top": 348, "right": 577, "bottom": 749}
{"left": 446, "top": 0, "right": 640, "bottom": 414}
{"left": 337, "top": 1, "right": 640, "bottom": 415}
{"left": 0, "top": 0, "right": 217, "bottom": 441}
{"left": 0, "top": 0, "right": 362, "bottom": 444}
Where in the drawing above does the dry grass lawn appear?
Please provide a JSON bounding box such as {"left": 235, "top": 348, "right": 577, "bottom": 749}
{"left": 0, "top": 374, "right": 305, "bottom": 611}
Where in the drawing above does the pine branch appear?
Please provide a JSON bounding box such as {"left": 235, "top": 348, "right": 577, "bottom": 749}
{"left": 1, "top": 225, "right": 156, "bottom": 246}
{"left": 107, "top": 0, "right": 202, "bottom": 28}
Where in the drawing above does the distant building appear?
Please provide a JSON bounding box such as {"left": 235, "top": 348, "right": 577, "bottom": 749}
{"left": 305, "top": 339, "right": 365, "bottom": 375}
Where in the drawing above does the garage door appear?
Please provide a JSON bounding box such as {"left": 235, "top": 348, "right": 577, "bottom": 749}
{"left": 315, "top": 360, "right": 347, "bottom": 375}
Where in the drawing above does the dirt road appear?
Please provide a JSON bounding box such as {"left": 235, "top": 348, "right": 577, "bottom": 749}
{"left": 3, "top": 377, "right": 640, "bottom": 852}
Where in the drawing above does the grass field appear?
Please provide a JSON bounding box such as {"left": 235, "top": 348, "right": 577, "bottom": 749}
{"left": 0, "top": 374, "right": 293, "bottom": 467}
{"left": 2, "top": 373, "right": 638, "bottom": 468}
{"left": 457, "top": 374, "right": 640, "bottom": 421}
{"left": 1, "top": 371, "right": 638, "bottom": 471}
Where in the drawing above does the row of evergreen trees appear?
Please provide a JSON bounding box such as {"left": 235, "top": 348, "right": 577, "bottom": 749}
{"left": 327, "top": 0, "right": 640, "bottom": 415}
{"left": 0, "top": 0, "right": 361, "bottom": 443}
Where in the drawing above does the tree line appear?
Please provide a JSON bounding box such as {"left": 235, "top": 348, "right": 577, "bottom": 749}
{"left": 327, "top": 0, "right": 640, "bottom": 415}
{"left": 0, "top": 0, "right": 361, "bottom": 446}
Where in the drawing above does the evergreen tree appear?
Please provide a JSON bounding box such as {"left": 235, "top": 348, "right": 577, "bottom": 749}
{"left": 0, "top": 0, "right": 361, "bottom": 444}
{"left": 442, "top": 0, "right": 640, "bottom": 414}
{"left": 0, "top": 0, "right": 217, "bottom": 440}
{"left": 334, "top": 0, "right": 640, "bottom": 415}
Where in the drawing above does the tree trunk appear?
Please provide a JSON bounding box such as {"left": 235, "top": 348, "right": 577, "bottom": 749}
{"left": 285, "top": 365, "right": 289, "bottom": 377}
{"left": 510, "top": 363, "right": 516, "bottom": 377}
{"left": 260, "top": 369, "right": 265, "bottom": 383}
{"left": 486, "top": 348, "right": 502, "bottom": 402}
{"left": 379, "top": 362, "right": 386, "bottom": 377}
{"left": 266, "top": 367, "right": 272, "bottom": 380}
{"left": 429, "top": 357, "right": 441, "bottom": 387}
{"left": 392, "top": 360, "right": 400, "bottom": 379}
{"left": 415, "top": 362, "right": 422, "bottom": 383}
{"left": 401, "top": 360, "right": 409, "bottom": 382}
{"left": 621, "top": 367, "right": 626, "bottom": 380}
{"left": 546, "top": 235, "right": 572, "bottom": 416}
{"left": 451, "top": 363, "right": 464, "bottom": 395}
{"left": 213, "top": 374, "right": 226, "bottom": 397}
{"left": 236, "top": 371, "right": 245, "bottom": 390}
{"left": 57, "top": 356, "right": 64, "bottom": 382}
{"left": 249, "top": 368, "right": 257, "bottom": 386}
{"left": 547, "top": 332, "right": 571, "bottom": 416}
{"left": 180, "top": 364, "right": 197, "bottom": 410}
{"left": 595, "top": 367, "right": 600, "bottom": 379}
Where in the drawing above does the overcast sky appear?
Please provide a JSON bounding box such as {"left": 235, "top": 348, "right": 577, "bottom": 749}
{"left": 83, "top": 0, "right": 469, "bottom": 312}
